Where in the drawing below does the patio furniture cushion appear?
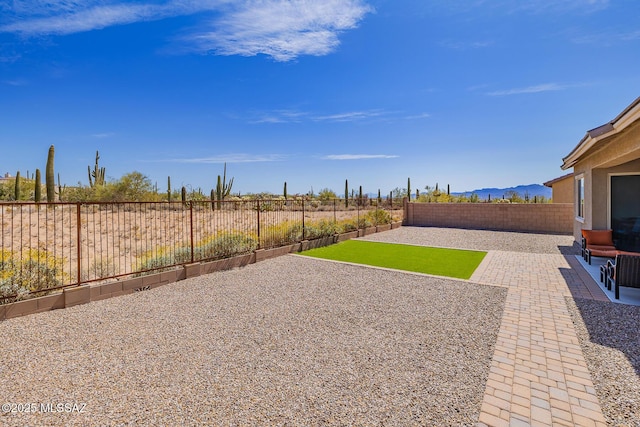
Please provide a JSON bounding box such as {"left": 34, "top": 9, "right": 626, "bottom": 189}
{"left": 582, "top": 229, "right": 617, "bottom": 264}
{"left": 582, "top": 229, "right": 615, "bottom": 247}
{"left": 589, "top": 248, "right": 619, "bottom": 258}
{"left": 588, "top": 244, "right": 618, "bottom": 252}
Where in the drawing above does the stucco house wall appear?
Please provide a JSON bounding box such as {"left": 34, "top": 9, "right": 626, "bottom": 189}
{"left": 544, "top": 174, "right": 573, "bottom": 204}
{"left": 563, "top": 97, "right": 640, "bottom": 243}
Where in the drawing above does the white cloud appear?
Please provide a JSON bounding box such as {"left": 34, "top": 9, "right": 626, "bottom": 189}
{"left": 186, "top": 0, "right": 373, "bottom": 61}
{"left": 323, "top": 154, "right": 399, "bottom": 160}
{"left": 1, "top": 3, "right": 173, "bottom": 35}
{"left": 170, "top": 153, "right": 287, "bottom": 163}
{"left": 439, "top": 39, "right": 493, "bottom": 49}
{"left": 313, "top": 110, "right": 386, "bottom": 122}
{"left": 91, "top": 132, "right": 115, "bottom": 138}
{"left": 1, "top": 1, "right": 231, "bottom": 36}
{"left": 486, "top": 83, "right": 567, "bottom": 96}
{"left": 252, "top": 109, "right": 309, "bottom": 124}
{"left": 404, "top": 113, "right": 430, "bottom": 120}
{"left": 248, "top": 108, "right": 429, "bottom": 123}
{"left": 249, "top": 108, "right": 394, "bottom": 124}
{"left": 8, "top": 0, "right": 90, "bottom": 15}
{"left": 1, "top": 1, "right": 372, "bottom": 61}
{"left": 571, "top": 29, "right": 640, "bottom": 45}
{"left": 511, "top": 0, "right": 610, "bottom": 14}
{"left": 2, "top": 78, "right": 28, "bottom": 86}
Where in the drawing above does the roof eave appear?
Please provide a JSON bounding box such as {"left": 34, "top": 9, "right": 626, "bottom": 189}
{"left": 561, "top": 96, "right": 640, "bottom": 170}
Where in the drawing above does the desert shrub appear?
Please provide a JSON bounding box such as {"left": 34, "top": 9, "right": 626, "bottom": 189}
{"left": 337, "top": 218, "right": 358, "bottom": 232}
{"left": 254, "top": 200, "right": 284, "bottom": 212}
{"left": 306, "top": 200, "right": 320, "bottom": 210}
{"left": 0, "top": 249, "right": 67, "bottom": 304}
{"left": 317, "top": 188, "right": 337, "bottom": 201}
{"left": 136, "top": 246, "right": 191, "bottom": 273}
{"left": 64, "top": 171, "right": 163, "bottom": 202}
{"left": 338, "top": 216, "right": 373, "bottom": 230}
{"left": 261, "top": 220, "right": 303, "bottom": 248}
{"left": 365, "top": 209, "right": 392, "bottom": 225}
{"left": 88, "top": 257, "right": 117, "bottom": 280}
{"left": 304, "top": 219, "right": 341, "bottom": 240}
{"left": 357, "top": 217, "right": 373, "bottom": 228}
{"left": 136, "top": 232, "right": 258, "bottom": 274}
{"left": 194, "top": 232, "right": 258, "bottom": 260}
{"left": 0, "top": 282, "right": 30, "bottom": 304}
{"left": 0, "top": 178, "right": 36, "bottom": 201}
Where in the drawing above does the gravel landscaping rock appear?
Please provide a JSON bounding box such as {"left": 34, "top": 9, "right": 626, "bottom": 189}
{"left": 7, "top": 225, "right": 636, "bottom": 426}
{"left": 566, "top": 297, "right": 640, "bottom": 427}
{"left": 366, "top": 227, "right": 640, "bottom": 425}
{"left": 0, "top": 255, "right": 506, "bottom": 426}
{"left": 360, "top": 226, "right": 580, "bottom": 254}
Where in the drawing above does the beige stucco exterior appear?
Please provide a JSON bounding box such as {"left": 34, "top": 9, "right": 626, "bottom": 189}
{"left": 562, "top": 97, "right": 640, "bottom": 242}
{"left": 544, "top": 174, "right": 573, "bottom": 204}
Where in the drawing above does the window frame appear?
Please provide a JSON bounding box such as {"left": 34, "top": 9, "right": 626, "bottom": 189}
{"left": 576, "top": 174, "right": 585, "bottom": 221}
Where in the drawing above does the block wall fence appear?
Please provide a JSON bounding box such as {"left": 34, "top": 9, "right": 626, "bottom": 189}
{"left": 403, "top": 201, "right": 574, "bottom": 234}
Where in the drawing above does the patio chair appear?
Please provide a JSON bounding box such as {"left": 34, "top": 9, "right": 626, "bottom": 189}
{"left": 581, "top": 229, "right": 617, "bottom": 264}
{"left": 605, "top": 254, "right": 640, "bottom": 299}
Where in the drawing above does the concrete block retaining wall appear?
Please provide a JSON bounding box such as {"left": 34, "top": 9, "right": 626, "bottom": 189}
{"left": 404, "top": 202, "right": 573, "bottom": 234}
{"left": 1, "top": 222, "right": 402, "bottom": 320}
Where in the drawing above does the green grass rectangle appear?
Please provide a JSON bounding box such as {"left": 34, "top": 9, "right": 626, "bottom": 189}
{"left": 300, "top": 240, "right": 486, "bottom": 280}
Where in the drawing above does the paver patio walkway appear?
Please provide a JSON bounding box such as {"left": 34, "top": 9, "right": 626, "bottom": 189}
{"left": 472, "top": 251, "right": 609, "bottom": 427}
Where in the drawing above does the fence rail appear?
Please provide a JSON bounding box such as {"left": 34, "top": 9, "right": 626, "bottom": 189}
{"left": 1, "top": 199, "right": 402, "bottom": 302}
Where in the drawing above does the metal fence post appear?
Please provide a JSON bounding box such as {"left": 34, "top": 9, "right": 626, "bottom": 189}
{"left": 189, "top": 201, "right": 194, "bottom": 263}
{"left": 256, "top": 199, "right": 261, "bottom": 249}
{"left": 76, "top": 203, "right": 82, "bottom": 285}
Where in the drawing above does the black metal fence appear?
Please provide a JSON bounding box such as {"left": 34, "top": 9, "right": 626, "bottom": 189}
{"left": 1, "top": 198, "right": 402, "bottom": 302}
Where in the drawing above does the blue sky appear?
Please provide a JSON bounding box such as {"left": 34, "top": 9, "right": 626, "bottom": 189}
{"left": 1, "top": 0, "right": 639, "bottom": 196}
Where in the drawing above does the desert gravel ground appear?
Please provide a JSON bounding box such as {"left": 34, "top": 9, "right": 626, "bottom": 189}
{"left": 359, "top": 225, "right": 581, "bottom": 255}
{"left": 566, "top": 297, "right": 640, "bottom": 427}
{"left": 0, "top": 249, "right": 506, "bottom": 426}
{"left": 368, "top": 227, "right": 640, "bottom": 426}
{"left": 2, "top": 226, "right": 638, "bottom": 426}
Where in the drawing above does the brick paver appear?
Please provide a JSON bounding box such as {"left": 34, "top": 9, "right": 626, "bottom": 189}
{"left": 472, "top": 251, "right": 608, "bottom": 426}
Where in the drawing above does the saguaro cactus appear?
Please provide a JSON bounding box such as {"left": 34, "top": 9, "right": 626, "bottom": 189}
{"left": 57, "top": 173, "right": 65, "bottom": 201}
{"left": 284, "top": 182, "right": 287, "bottom": 201}
{"left": 14, "top": 171, "right": 20, "bottom": 201}
{"left": 181, "top": 186, "right": 187, "bottom": 204}
{"left": 215, "top": 163, "right": 234, "bottom": 209}
{"left": 407, "top": 177, "right": 411, "bottom": 201}
{"left": 345, "top": 179, "right": 349, "bottom": 208}
{"left": 88, "top": 150, "right": 106, "bottom": 187}
{"left": 46, "top": 145, "right": 55, "bottom": 202}
{"left": 167, "top": 176, "right": 172, "bottom": 202}
{"left": 34, "top": 169, "right": 41, "bottom": 202}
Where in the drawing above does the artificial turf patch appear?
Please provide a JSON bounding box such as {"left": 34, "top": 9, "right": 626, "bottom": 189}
{"left": 300, "top": 240, "right": 486, "bottom": 280}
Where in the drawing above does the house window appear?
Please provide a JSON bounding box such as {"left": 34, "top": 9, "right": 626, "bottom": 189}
{"left": 577, "top": 176, "right": 585, "bottom": 219}
{"left": 610, "top": 174, "right": 640, "bottom": 252}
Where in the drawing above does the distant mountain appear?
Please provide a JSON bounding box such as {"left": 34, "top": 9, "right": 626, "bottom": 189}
{"left": 453, "top": 184, "right": 551, "bottom": 201}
